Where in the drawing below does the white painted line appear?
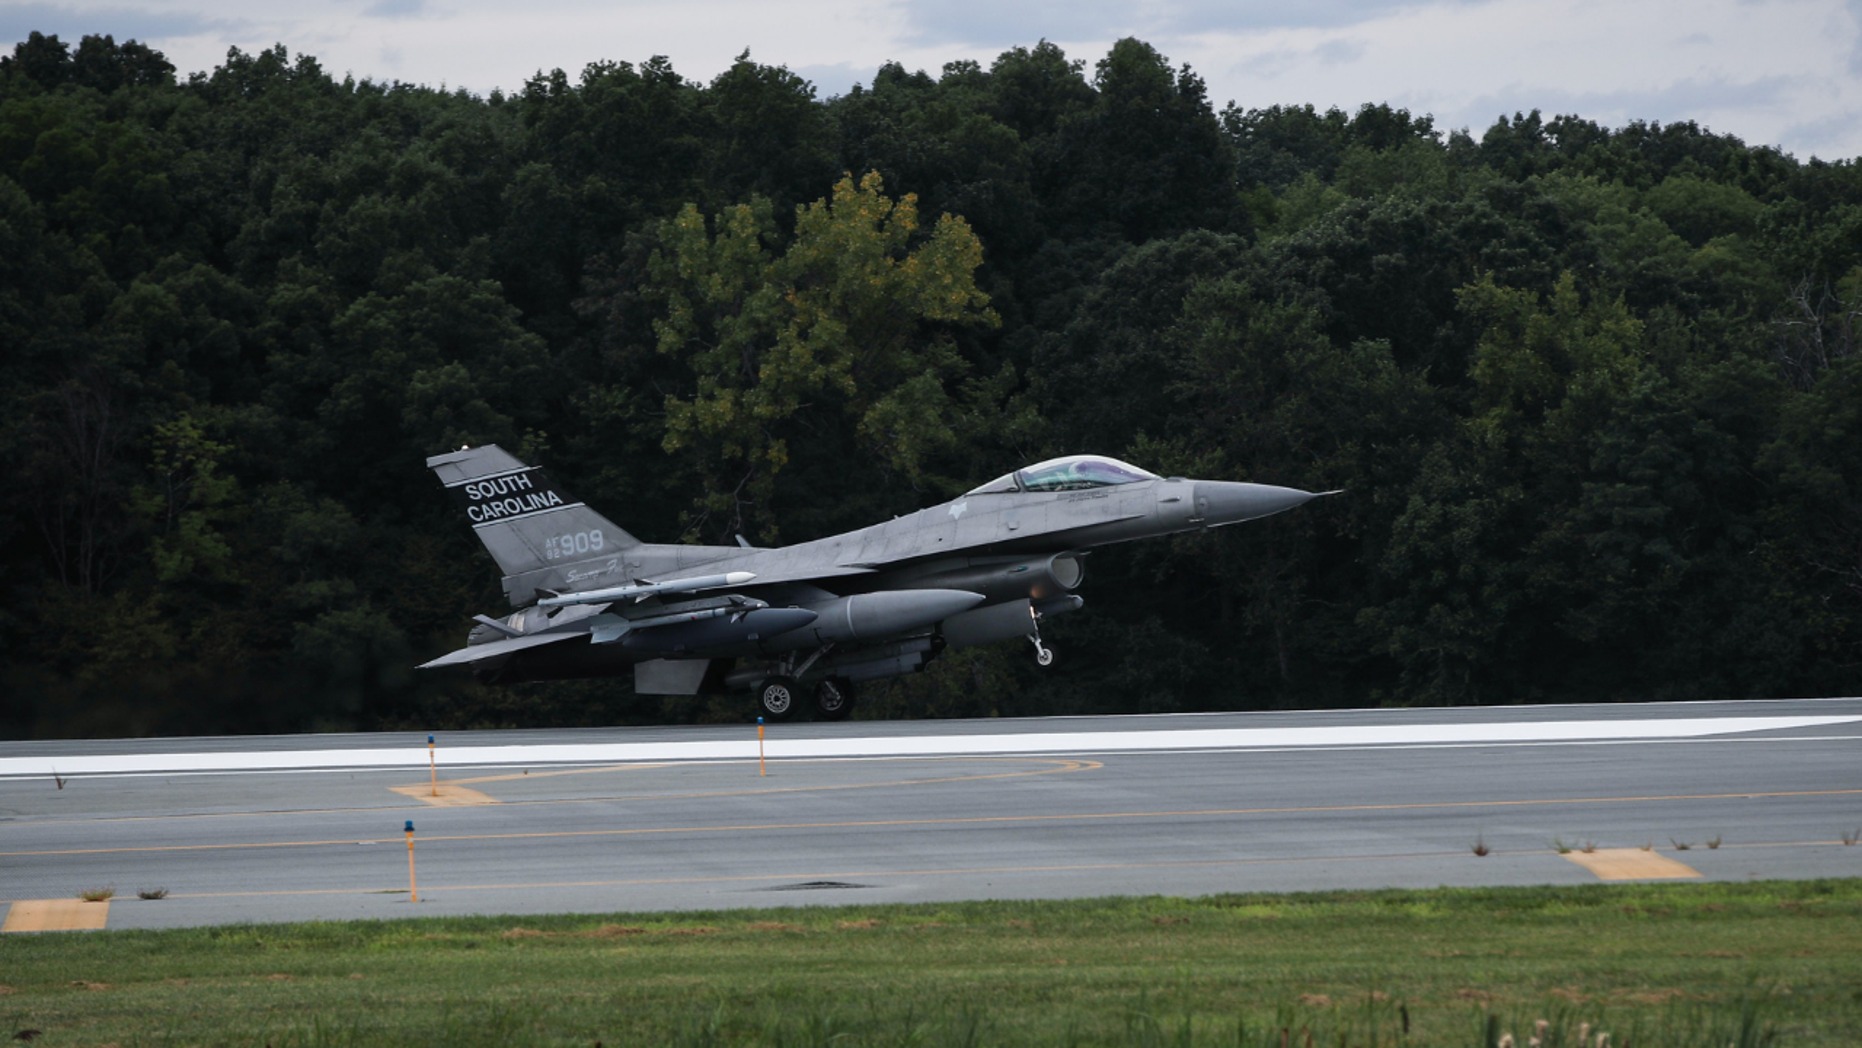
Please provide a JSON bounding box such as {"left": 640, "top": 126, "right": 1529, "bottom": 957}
{"left": 1, "top": 715, "right": 1855, "bottom": 778}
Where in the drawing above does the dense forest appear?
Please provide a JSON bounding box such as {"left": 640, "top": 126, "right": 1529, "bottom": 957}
{"left": 3, "top": 30, "right": 1859, "bottom": 738}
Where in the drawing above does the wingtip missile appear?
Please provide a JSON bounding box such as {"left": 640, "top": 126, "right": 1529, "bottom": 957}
{"left": 537, "top": 571, "right": 759, "bottom": 609}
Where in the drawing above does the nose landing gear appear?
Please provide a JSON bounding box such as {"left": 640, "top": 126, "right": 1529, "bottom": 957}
{"left": 1028, "top": 603, "right": 1054, "bottom": 667}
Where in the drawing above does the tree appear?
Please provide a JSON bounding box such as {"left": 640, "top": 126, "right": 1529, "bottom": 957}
{"left": 1158, "top": 284, "right": 1437, "bottom": 698}
{"left": 3, "top": 28, "right": 1860, "bottom": 735}
{"left": 985, "top": 41, "right": 1094, "bottom": 141}
{"left": 1040, "top": 38, "right": 1240, "bottom": 243}
{"left": 1031, "top": 229, "right": 1252, "bottom": 452}
{"left": 70, "top": 34, "right": 175, "bottom": 92}
{"left": 2, "top": 31, "right": 72, "bottom": 89}
{"left": 703, "top": 51, "right": 837, "bottom": 211}
{"left": 648, "top": 171, "right": 997, "bottom": 537}
{"left": 1761, "top": 355, "right": 1862, "bottom": 691}
{"left": 829, "top": 60, "right": 1038, "bottom": 259}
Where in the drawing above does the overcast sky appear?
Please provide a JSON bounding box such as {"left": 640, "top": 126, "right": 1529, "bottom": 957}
{"left": 8, "top": 0, "right": 1862, "bottom": 161}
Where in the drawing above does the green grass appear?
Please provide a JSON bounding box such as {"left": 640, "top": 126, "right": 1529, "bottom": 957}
{"left": 3, "top": 880, "right": 1858, "bottom": 1046}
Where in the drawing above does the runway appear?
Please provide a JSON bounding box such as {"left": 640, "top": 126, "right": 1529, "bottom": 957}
{"left": 3, "top": 698, "right": 1860, "bottom": 931}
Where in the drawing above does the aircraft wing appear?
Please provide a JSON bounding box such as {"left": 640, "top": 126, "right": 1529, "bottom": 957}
{"left": 741, "top": 563, "right": 879, "bottom": 587}
{"left": 418, "top": 631, "right": 583, "bottom": 669}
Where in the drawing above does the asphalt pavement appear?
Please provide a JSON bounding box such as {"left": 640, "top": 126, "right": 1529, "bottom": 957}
{"left": 3, "top": 697, "right": 1859, "bottom": 931}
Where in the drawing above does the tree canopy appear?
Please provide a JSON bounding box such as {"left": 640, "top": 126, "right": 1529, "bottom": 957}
{"left": 3, "top": 32, "right": 1859, "bottom": 737}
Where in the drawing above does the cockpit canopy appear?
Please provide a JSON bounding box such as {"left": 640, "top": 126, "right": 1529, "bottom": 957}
{"left": 965, "top": 455, "right": 1161, "bottom": 496}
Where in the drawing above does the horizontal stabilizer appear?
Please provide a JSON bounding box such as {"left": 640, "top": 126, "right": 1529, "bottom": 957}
{"left": 472, "top": 613, "right": 523, "bottom": 638}
{"left": 418, "top": 631, "right": 582, "bottom": 669}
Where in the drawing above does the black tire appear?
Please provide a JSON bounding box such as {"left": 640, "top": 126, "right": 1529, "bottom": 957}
{"left": 757, "top": 676, "right": 798, "bottom": 721}
{"left": 814, "top": 677, "right": 856, "bottom": 721}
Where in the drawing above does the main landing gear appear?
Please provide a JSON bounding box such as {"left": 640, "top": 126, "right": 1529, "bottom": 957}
{"left": 813, "top": 676, "right": 855, "bottom": 721}
{"left": 756, "top": 676, "right": 797, "bottom": 721}
{"left": 755, "top": 675, "right": 857, "bottom": 722}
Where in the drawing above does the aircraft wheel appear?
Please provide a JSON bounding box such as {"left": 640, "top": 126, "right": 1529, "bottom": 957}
{"left": 757, "top": 676, "right": 798, "bottom": 721}
{"left": 1035, "top": 647, "right": 1054, "bottom": 667}
{"left": 814, "top": 677, "right": 856, "bottom": 721}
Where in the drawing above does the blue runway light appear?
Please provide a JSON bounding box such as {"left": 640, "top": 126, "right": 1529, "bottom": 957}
{"left": 405, "top": 820, "right": 415, "bottom": 833}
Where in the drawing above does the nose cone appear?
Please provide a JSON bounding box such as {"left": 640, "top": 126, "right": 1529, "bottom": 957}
{"left": 1192, "top": 481, "right": 1323, "bottom": 527}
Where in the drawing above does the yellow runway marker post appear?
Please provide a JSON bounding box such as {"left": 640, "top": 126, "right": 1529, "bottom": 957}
{"left": 395, "top": 732, "right": 500, "bottom": 805}
{"left": 757, "top": 717, "right": 767, "bottom": 777}
{"left": 1564, "top": 847, "right": 1703, "bottom": 881}
{"left": 3, "top": 899, "right": 109, "bottom": 932}
{"left": 405, "top": 820, "right": 419, "bottom": 902}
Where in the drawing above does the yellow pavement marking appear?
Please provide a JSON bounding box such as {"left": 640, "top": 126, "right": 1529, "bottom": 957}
{"left": 391, "top": 783, "right": 500, "bottom": 807}
{"left": 7, "top": 778, "right": 1854, "bottom": 859}
{"left": 24, "top": 756, "right": 1093, "bottom": 829}
{"left": 1564, "top": 848, "right": 1703, "bottom": 880}
{"left": 448, "top": 763, "right": 669, "bottom": 786}
{"left": 4, "top": 758, "right": 1101, "bottom": 855}
{"left": 3, "top": 899, "right": 110, "bottom": 932}
{"left": 393, "top": 763, "right": 675, "bottom": 803}
{"left": 389, "top": 757, "right": 1093, "bottom": 807}
{"left": 7, "top": 784, "right": 1858, "bottom": 860}
{"left": 393, "top": 760, "right": 674, "bottom": 806}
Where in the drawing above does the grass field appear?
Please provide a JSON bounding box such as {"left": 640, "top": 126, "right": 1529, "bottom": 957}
{"left": 3, "top": 880, "right": 1858, "bottom": 1046}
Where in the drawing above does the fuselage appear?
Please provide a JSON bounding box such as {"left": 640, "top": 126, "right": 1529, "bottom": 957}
{"left": 424, "top": 446, "right": 1323, "bottom": 711}
{"left": 589, "top": 473, "right": 1305, "bottom": 589}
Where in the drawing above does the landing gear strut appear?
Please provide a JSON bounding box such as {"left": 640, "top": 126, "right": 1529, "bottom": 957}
{"left": 1028, "top": 603, "right": 1054, "bottom": 667}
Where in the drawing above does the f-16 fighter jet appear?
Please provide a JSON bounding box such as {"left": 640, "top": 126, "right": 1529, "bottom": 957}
{"left": 422, "top": 445, "right": 1326, "bottom": 720}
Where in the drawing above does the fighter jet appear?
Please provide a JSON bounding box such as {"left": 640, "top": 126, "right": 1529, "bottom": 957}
{"left": 421, "top": 445, "right": 1326, "bottom": 720}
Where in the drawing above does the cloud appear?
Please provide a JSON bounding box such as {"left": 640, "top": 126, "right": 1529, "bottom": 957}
{"left": 895, "top": 0, "right": 1502, "bottom": 48}
{"left": 9, "top": 0, "right": 1862, "bottom": 159}
{"left": 1846, "top": 0, "right": 1862, "bottom": 72}
{"left": 897, "top": 0, "right": 1134, "bottom": 49}
{"left": 1453, "top": 74, "right": 1804, "bottom": 135}
{"left": 1240, "top": 35, "right": 1368, "bottom": 82}
{"left": 1779, "top": 108, "right": 1862, "bottom": 157}
{"left": 1161, "top": 0, "right": 1495, "bottom": 32}
{"left": 363, "top": 0, "right": 426, "bottom": 19}
{"left": 1193, "top": 0, "right": 1862, "bottom": 159}
{"left": 1313, "top": 38, "right": 1364, "bottom": 65}
{"left": 2, "top": 3, "right": 232, "bottom": 47}
{"left": 788, "top": 60, "right": 869, "bottom": 100}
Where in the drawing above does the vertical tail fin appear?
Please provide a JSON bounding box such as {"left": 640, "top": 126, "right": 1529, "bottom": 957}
{"left": 428, "top": 445, "right": 641, "bottom": 605}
